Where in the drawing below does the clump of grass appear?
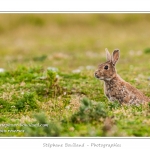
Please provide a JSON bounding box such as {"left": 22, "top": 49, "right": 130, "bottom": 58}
{"left": 144, "top": 47, "right": 150, "bottom": 54}
{"left": 24, "top": 113, "right": 60, "bottom": 136}
{"left": 0, "top": 98, "right": 12, "bottom": 112}
{"left": 108, "top": 101, "right": 121, "bottom": 110}
{"left": 14, "top": 92, "right": 39, "bottom": 112}
{"left": 71, "top": 98, "right": 108, "bottom": 123}
{"left": 47, "top": 69, "right": 57, "bottom": 88}
{"left": 0, "top": 66, "right": 42, "bottom": 84}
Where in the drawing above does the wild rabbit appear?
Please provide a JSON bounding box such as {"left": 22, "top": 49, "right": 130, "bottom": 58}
{"left": 94, "top": 49, "right": 150, "bottom": 105}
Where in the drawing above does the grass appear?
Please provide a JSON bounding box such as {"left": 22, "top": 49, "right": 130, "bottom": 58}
{"left": 0, "top": 14, "right": 150, "bottom": 136}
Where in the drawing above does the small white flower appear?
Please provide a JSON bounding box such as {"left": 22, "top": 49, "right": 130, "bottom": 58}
{"left": 86, "top": 65, "right": 95, "bottom": 70}
{"left": 72, "top": 69, "right": 81, "bottom": 73}
{"left": 11, "top": 106, "right": 16, "bottom": 108}
{"left": 0, "top": 68, "right": 5, "bottom": 73}
{"left": 47, "top": 67, "right": 58, "bottom": 72}
{"left": 65, "top": 106, "right": 70, "bottom": 110}
{"left": 56, "top": 75, "right": 59, "bottom": 79}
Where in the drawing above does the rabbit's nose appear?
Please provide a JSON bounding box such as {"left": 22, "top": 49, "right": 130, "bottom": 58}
{"left": 95, "top": 72, "right": 99, "bottom": 78}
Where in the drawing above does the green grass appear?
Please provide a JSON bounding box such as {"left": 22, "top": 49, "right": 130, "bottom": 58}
{"left": 0, "top": 14, "right": 150, "bottom": 136}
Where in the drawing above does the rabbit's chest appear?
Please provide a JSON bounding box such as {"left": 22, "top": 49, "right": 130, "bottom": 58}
{"left": 104, "top": 82, "right": 128, "bottom": 102}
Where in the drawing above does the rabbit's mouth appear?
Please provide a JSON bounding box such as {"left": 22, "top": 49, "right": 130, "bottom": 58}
{"left": 97, "top": 77, "right": 104, "bottom": 80}
{"left": 95, "top": 73, "right": 112, "bottom": 81}
{"left": 94, "top": 73, "right": 104, "bottom": 80}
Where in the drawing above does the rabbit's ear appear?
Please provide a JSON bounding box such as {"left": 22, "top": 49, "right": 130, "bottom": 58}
{"left": 112, "top": 49, "right": 120, "bottom": 65}
{"left": 105, "top": 48, "right": 111, "bottom": 61}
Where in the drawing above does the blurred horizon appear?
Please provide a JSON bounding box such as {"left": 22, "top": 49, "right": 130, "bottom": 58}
{"left": 0, "top": 14, "right": 150, "bottom": 71}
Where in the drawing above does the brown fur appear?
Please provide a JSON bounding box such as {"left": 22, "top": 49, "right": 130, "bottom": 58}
{"left": 95, "top": 49, "right": 150, "bottom": 105}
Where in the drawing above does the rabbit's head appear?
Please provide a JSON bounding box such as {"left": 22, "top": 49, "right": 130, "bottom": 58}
{"left": 95, "top": 49, "right": 120, "bottom": 81}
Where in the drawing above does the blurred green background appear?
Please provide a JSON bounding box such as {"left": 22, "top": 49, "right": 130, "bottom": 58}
{"left": 0, "top": 14, "right": 150, "bottom": 71}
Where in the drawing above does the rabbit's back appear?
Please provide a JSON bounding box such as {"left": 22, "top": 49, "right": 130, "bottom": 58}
{"left": 104, "top": 74, "right": 149, "bottom": 105}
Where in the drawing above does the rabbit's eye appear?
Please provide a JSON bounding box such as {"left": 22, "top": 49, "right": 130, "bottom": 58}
{"left": 104, "top": 65, "right": 108, "bottom": 70}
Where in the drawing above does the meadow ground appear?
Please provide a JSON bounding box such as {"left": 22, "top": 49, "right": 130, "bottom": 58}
{"left": 0, "top": 14, "right": 150, "bottom": 136}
